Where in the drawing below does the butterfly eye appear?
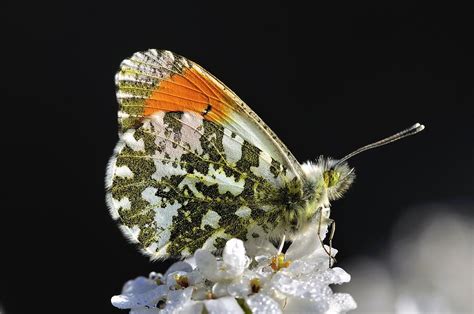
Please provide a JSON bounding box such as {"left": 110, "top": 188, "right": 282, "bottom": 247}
{"left": 323, "top": 169, "right": 340, "bottom": 188}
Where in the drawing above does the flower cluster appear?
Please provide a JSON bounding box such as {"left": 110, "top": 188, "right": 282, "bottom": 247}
{"left": 111, "top": 227, "right": 356, "bottom": 313}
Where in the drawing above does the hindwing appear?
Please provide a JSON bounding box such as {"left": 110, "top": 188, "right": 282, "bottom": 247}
{"left": 106, "top": 111, "right": 301, "bottom": 259}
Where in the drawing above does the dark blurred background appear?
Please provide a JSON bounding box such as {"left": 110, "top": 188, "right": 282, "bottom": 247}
{"left": 0, "top": 1, "right": 472, "bottom": 313}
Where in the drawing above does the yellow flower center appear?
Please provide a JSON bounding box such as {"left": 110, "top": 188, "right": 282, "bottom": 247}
{"left": 271, "top": 253, "right": 291, "bottom": 271}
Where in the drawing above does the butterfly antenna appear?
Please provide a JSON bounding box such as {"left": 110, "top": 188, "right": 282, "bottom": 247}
{"left": 336, "top": 123, "right": 425, "bottom": 166}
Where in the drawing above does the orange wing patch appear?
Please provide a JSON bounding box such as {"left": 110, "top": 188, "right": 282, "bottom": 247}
{"left": 145, "top": 67, "right": 233, "bottom": 124}
{"left": 115, "top": 50, "right": 239, "bottom": 131}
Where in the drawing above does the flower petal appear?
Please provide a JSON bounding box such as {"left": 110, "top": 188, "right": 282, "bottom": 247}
{"left": 317, "top": 267, "right": 351, "bottom": 285}
{"left": 184, "top": 255, "right": 197, "bottom": 269}
{"left": 244, "top": 234, "right": 277, "bottom": 258}
{"left": 283, "top": 297, "right": 329, "bottom": 314}
{"left": 161, "top": 287, "right": 194, "bottom": 314}
{"left": 212, "top": 281, "right": 230, "bottom": 298}
{"left": 271, "top": 272, "right": 328, "bottom": 300}
{"left": 227, "top": 278, "right": 251, "bottom": 298}
{"left": 122, "top": 276, "right": 158, "bottom": 295}
{"left": 327, "top": 293, "right": 357, "bottom": 313}
{"left": 195, "top": 249, "right": 218, "bottom": 282}
{"left": 111, "top": 285, "right": 167, "bottom": 309}
{"left": 187, "top": 270, "right": 204, "bottom": 286}
{"left": 179, "top": 301, "right": 204, "bottom": 314}
{"left": 130, "top": 307, "right": 160, "bottom": 314}
{"left": 285, "top": 260, "right": 314, "bottom": 276}
{"left": 204, "top": 296, "right": 244, "bottom": 314}
{"left": 245, "top": 294, "right": 282, "bottom": 314}
{"left": 164, "top": 261, "right": 193, "bottom": 278}
{"left": 223, "top": 238, "right": 248, "bottom": 271}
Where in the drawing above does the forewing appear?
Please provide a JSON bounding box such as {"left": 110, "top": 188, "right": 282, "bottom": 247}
{"left": 106, "top": 111, "right": 298, "bottom": 259}
{"left": 115, "top": 49, "right": 303, "bottom": 181}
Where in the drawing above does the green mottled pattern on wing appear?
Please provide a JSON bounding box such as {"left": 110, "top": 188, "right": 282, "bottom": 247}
{"left": 107, "top": 111, "right": 302, "bottom": 259}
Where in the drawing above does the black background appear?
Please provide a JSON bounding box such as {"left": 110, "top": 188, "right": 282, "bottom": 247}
{"left": 1, "top": 1, "right": 472, "bottom": 313}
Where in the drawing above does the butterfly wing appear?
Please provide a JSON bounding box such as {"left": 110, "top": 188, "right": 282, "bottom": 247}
{"left": 107, "top": 50, "right": 305, "bottom": 259}
{"left": 115, "top": 49, "right": 303, "bottom": 180}
{"left": 106, "top": 111, "right": 301, "bottom": 259}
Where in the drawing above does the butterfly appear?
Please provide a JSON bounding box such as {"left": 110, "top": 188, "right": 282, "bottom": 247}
{"left": 105, "top": 50, "right": 424, "bottom": 260}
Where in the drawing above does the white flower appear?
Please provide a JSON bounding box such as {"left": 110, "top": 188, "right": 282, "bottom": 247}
{"left": 111, "top": 227, "right": 356, "bottom": 313}
{"left": 195, "top": 238, "right": 249, "bottom": 283}
{"left": 111, "top": 276, "right": 167, "bottom": 310}
{"left": 248, "top": 227, "right": 356, "bottom": 313}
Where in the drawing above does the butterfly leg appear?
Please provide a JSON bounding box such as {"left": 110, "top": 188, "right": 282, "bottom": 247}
{"left": 316, "top": 207, "right": 337, "bottom": 267}
{"left": 328, "top": 219, "right": 337, "bottom": 267}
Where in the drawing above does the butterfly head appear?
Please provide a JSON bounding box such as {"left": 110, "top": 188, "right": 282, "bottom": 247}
{"left": 319, "top": 157, "right": 355, "bottom": 201}
{"left": 310, "top": 123, "right": 425, "bottom": 201}
{"left": 301, "top": 157, "right": 355, "bottom": 202}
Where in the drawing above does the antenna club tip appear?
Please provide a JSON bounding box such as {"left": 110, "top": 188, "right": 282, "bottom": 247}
{"left": 415, "top": 123, "right": 425, "bottom": 131}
